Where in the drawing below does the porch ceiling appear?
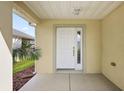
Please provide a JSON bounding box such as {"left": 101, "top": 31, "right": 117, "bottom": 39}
{"left": 24, "top": 1, "right": 122, "bottom": 20}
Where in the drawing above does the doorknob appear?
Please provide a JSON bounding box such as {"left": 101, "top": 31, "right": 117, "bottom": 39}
{"left": 73, "top": 46, "right": 75, "bottom": 56}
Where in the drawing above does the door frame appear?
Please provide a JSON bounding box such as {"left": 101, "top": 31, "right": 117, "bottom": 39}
{"left": 53, "top": 24, "right": 86, "bottom": 73}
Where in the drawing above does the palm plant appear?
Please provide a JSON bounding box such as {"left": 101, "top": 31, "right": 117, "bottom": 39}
{"left": 13, "top": 39, "right": 41, "bottom": 63}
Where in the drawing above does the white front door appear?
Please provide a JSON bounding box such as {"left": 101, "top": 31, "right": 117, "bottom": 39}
{"left": 56, "top": 27, "right": 83, "bottom": 70}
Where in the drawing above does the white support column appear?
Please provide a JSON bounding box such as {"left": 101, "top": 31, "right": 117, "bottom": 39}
{"left": 0, "top": 31, "right": 12, "bottom": 91}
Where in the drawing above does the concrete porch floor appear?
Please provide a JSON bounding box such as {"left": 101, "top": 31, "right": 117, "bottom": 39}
{"left": 20, "top": 73, "right": 121, "bottom": 91}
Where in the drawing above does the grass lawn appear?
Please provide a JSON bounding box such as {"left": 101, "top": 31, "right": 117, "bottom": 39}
{"left": 13, "top": 60, "right": 35, "bottom": 74}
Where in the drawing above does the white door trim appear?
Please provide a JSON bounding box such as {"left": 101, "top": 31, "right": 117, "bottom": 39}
{"left": 53, "top": 24, "right": 86, "bottom": 73}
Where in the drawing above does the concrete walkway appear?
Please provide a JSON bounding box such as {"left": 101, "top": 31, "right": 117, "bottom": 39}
{"left": 20, "top": 73, "right": 121, "bottom": 91}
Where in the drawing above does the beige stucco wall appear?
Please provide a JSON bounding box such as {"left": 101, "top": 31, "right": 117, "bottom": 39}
{"left": 0, "top": 2, "right": 13, "bottom": 51}
{"left": 36, "top": 19, "right": 102, "bottom": 74}
{"left": 0, "top": 2, "right": 13, "bottom": 90}
{"left": 102, "top": 4, "right": 124, "bottom": 90}
{"left": 14, "top": 1, "right": 41, "bottom": 24}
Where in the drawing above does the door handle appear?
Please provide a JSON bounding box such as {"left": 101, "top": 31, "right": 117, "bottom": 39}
{"left": 73, "top": 46, "right": 75, "bottom": 56}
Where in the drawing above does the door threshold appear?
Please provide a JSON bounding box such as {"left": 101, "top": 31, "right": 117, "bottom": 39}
{"left": 56, "top": 69, "right": 83, "bottom": 73}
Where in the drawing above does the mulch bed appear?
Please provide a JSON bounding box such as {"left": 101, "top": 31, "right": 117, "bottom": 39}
{"left": 13, "top": 66, "right": 35, "bottom": 91}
